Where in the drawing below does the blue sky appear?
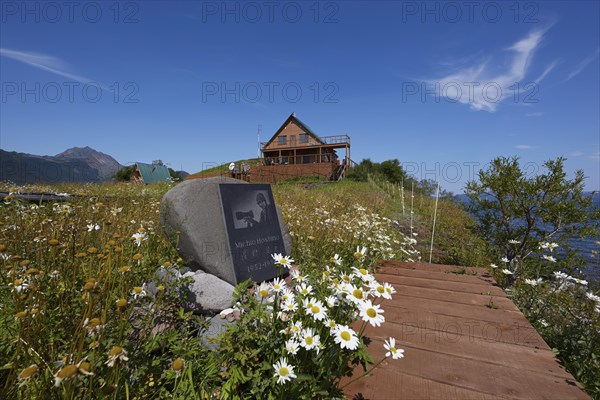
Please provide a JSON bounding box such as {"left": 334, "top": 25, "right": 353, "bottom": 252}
{"left": 1, "top": 0, "right": 598, "bottom": 193}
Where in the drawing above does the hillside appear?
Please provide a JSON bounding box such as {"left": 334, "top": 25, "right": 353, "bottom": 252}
{"left": 55, "top": 146, "right": 122, "bottom": 181}
{"left": 187, "top": 158, "right": 262, "bottom": 179}
{"left": 0, "top": 147, "right": 123, "bottom": 184}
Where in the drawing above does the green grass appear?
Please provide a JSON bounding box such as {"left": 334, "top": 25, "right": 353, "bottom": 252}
{"left": 191, "top": 158, "right": 261, "bottom": 176}
{"left": 1, "top": 179, "right": 596, "bottom": 398}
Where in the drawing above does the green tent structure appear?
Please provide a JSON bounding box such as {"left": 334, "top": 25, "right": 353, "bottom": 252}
{"left": 132, "top": 161, "right": 171, "bottom": 184}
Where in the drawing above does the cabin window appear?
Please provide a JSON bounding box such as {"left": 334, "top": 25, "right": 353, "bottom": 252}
{"left": 278, "top": 136, "right": 287, "bottom": 145}
{"left": 299, "top": 134, "right": 308, "bottom": 143}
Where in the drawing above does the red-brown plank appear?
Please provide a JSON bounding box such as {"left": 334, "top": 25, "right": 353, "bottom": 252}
{"left": 342, "top": 368, "right": 507, "bottom": 400}
{"left": 375, "top": 268, "right": 504, "bottom": 294}
{"left": 342, "top": 261, "right": 591, "bottom": 400}
{"left": 350, "top": 338, "right": 589, "bottom": 400}
{"left": 386, "top": 283, "right": 518, "bottom": 311}
{"left": 380, "top": 304, "right": 548, "bottom": 348}
{"left": 361, "top": 321, "right": 572, "bottom": 379}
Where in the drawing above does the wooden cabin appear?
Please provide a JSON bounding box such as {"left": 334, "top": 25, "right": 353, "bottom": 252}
{"left": 259, "top": 113, "right": 351, "bottom": 181}
{"left": 131, "top": 161, "right": 171, "bottom": 184}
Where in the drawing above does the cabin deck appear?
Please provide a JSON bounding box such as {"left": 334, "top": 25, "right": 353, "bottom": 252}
{"left": 341, "top": 261, "right": 591, "bottom": 400}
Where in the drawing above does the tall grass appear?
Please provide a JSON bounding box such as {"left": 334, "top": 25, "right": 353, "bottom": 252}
{"left": 0, "top": 179, "right": 519, "bottom": 399}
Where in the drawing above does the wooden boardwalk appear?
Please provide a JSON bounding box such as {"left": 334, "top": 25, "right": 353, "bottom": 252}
{"left": 342, "top": 261, "right": 591, "bottom": 400}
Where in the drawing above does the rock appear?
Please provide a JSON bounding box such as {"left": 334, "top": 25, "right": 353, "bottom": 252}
{"left": 200, "top": 314, "right": 236, "bottom": 351}
{"left": 219, "top": 308, "right": 241, "bottom": 322}
{"left": 160, "top": 177, "right": 293, "bottom": 285}
{"left": 146, "top": 265, "right": 191, "bottom": 297}
{"left": 184, "top": 270, "right": 235, "bottom": 314}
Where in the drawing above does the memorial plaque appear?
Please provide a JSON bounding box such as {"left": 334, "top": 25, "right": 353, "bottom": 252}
{"left": 219, "top": 183, "right": 287, "bottom": 283}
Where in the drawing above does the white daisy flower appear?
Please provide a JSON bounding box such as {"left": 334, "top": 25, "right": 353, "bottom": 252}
{"left": 384, "top": 337, "right": 404, "bottom": 360}
{"left": 131, "top": 232, "right": 148, "bottom": 247}
{"left": 290, "top": 321, "right": 303, "bottom": 338}
{"left": 354, "top": 246, "right": 368, "bottom": 260}
{"left": 87, "top": 224, "right": 100, "bottom": 232}
{"left": 299, "top": 328, "right": 320, "bottom": 351}
{"left": 296, "top": 283, "right": 313, "bottom": 296}
{"left": 340, "top": 272, "right": 353, "bottom": 284}
{"left": 106, "top": 346, "right": 129, "bottom": 367}
{"left": 569, "top": 277, "right": 588, "bottom": 286}
{"left": 352, "top": 267, "right": 374, "bottom": 282}
{"left": 333, "top": 325, "right": 359, "bottom": 350}
{"left": 256, "top": 282, "right": 271, "bottom": 301}
{"left": 10, "top": 278, "right": 29, "bottom": 293}
{"left": 359, "top": 300, "right": 385, "bottom": 327}
{"left": 542, "top": 255, "right": 557, "bottom": 263}
{"left": 283, "top": 299, "right": 298, "bottom": 313}
{"left": 524, "top": 278, "right": 542, "bottom": 286}
{"left": 325, "top": 295, "right": 337, "bottom": 308}
{"left": 330, "top": 254, "right": 343, "bottom": 266}
{"left": 553, "top": 271, "right": 568, "bottom": 280}
{"left": 324, "top": 318, "right": 338, "bottom": 331}
{"left": 290, "top": 269, "right": 307, "bottom": 283}
{"left": 346, "top": 283, "right": 368, "bottom": 304}
{"left": 304, "top": 298, "right": 327, "bottom": 321}
{"left": 501, "top": 269, "right": 513, "bottom": 275}
{"left": 285, "top": 339, "right": 300, "bottom": 356}
{"left": 501, "top": 257, "right": 509, "bottom": 263}
{"left": 585, "top": 292, "right": 600, "bottom": 302}
{"left": 383, "top": 282, "right": 396, "bottom": 298}
{"left": 280, "top": 287, "right": 295, "bottom": 302}
{"left": 18, "top": 364, "right": 38, "bottom": 388}
{"left": 369, "top": 281, "right": 391, "bottom": 299}
{"left": 490, "top": 263, "right": 499, "bottom": 269}
{"left": 130, "top": 286, "right": 146, "bottom": 299}
{"left": 53, "top": 359, "right": 93, "bottom": 387}
{"left": 270, "top": 277, "right": 286, "bottom": 293}
{"left": 272, "top": 253, "right": 294, "bottom": 268}
{"left": 273, "top": 358, "right": 296, "bottom": 384}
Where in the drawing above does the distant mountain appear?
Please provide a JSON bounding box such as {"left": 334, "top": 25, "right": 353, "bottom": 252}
{"left": 55, "top": 146, "right": 122, "bottom": 181}
{"left": 0, "top": 147, "right": 123, "bottom": 184}
{"left": 174, "top": 170, "right": 189, "bottom": 180}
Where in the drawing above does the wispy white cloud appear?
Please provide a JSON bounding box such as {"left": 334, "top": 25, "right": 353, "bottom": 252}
{"left": 516, "top": 144, "right": 536, "bottom": 150}
{"left": 565, "top": 48, "right": 600, "bottom": 82}
{"left": 568, "top": 151, "right": 584, "bottom": 157}
{"left": 0, "top": 48, "right": 95, "bottom": 84}
{"left": 525, "top": 112, "right": 543, "bottom": 117}
{"left": 533, "top": 59, "right": 559, "bottom": 83}
{"left": 425, "top": 29, "right": 553, "bottom": 112}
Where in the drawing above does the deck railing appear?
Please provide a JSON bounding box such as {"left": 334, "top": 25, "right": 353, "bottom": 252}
{"left": 260, "top": 134, "right": 350, "bottom": 150}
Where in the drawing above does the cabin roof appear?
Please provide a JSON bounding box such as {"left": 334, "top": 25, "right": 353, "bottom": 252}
{"left": 134, "top": 162, "right": 171, "bottom": 183}
{"left": 264, "top": 113, "right": 323, "bottom": 148}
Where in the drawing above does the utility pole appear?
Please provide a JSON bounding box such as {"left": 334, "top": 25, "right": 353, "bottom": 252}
{"left": 257, "top": 124, "right": 262, "bottom": 158}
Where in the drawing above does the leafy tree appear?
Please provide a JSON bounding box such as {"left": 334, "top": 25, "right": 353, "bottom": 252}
{"left": 168, "top": 167, "right": 178, "bottom": 181}
{"left": 347, "top": 159, "right": 455, "bottom": 198}
{"left": 115, "top": 166, "right": 134, "bottom": 182}
{"left": 347, "top": 158, "right": 409, "bottom": 185}
{"left": 414, "top": 178, "right": 454, "bottom": 199}
{"left": 465, "top": 156, "right": 599, "bottom": 278}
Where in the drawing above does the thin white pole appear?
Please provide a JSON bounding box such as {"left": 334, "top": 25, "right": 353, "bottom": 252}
{"left": 401, "top": 180, "right": 405, "bottom": 216}
{"left": 410, "top": 182, "right": 414, "bottom": 238}
{"left": 257, "top": 124, "right": 262, "bottom": 159}
{"left": 429, "top": 181, "right": 440, "bottom": 264}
